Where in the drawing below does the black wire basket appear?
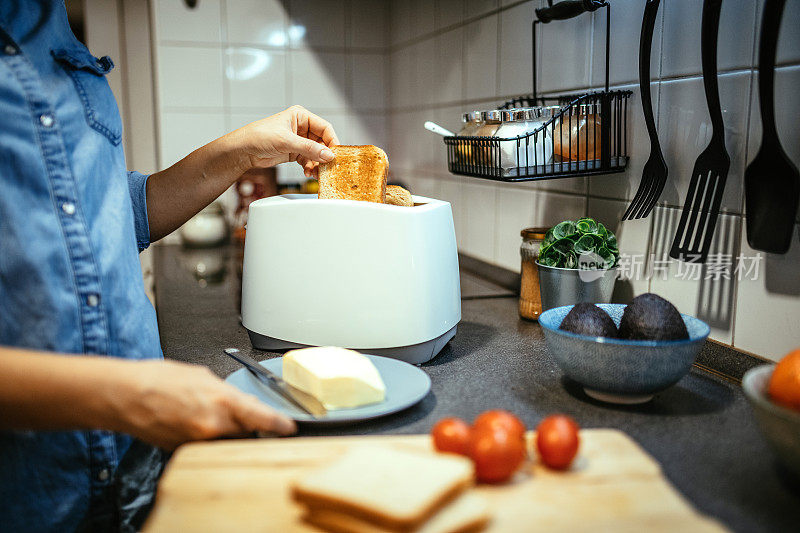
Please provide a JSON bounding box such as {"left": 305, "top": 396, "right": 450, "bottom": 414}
{"left": 443, "top": 1, "right": 632, "bottom": 182}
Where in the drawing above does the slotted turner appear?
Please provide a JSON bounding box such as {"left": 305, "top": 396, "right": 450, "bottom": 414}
{"left": 622, "top": 0, "right": 665, "bottom": 221}
{"left": 744, "top": 0, "right": 800, "bottom": 254}
{"left": 669, "top": 0, "right": 729, "bottom": 263}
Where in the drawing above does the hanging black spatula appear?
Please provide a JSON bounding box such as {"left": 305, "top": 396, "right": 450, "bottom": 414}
{"left": 744, "top": 0, "right": 800, "bottom": 254}
{"left": 622, "top": 0, "right": 665, "bottom": 221}
{"left": 669, "top": 0, "right": 729, "bottom": 263}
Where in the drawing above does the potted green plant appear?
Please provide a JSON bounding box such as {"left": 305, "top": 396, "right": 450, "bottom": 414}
{"left": 536, "top": 218, "right": 620, "bottom": 311}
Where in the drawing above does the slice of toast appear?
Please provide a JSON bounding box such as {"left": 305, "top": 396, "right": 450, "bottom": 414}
{"left": 292, "top": 446, "right": 474, "bottom": 531}
{"left": 318, "top": 145, "right": 388, "bottom": 203}
{"left": 303, "top": 492, "right": 490, "bottom": 533}
{"left": 385, "top": 185, "right": 413, "bottom": 207}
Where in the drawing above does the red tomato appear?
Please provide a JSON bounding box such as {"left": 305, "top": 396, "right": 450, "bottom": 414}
{"left": 473, "top": 410, "right": 526, "bottom": 441}
{"left": 535, "top": 415, "right": 580, "bottom": 470}
{"left": 469, "top": 427, "right": 527, "bottom": 483}
{"left": 431, "top": 417, "right": 472, "bottom": 456}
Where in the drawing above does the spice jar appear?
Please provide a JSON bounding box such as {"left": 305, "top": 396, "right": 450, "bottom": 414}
{"left": 552, "top": 103, "right": 601, "bottom": 162}
{"left": 519, "top": 227, "right": 549, "bottom": 321}
{"left": 496, "top": 108, "right": 554, "bottom": 170}
{"left": 457, "top": 111, "right": 482, "bottom": 136}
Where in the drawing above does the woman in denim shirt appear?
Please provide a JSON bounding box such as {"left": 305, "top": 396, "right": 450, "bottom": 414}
{"left": 0, "top": 2, "right": 339, "bottom": 531}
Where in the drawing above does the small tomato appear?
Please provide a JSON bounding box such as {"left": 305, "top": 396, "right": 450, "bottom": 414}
{"left": 431, "top": 417, "right": 472, "bottom": 456}
{"left": 535, "top": 415, "right": 580, "bottom": 470}
{"left": 469, "top": 427, "right": 526, "bottom": 483}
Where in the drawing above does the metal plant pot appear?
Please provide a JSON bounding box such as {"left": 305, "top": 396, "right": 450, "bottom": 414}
{"left": 537, "top": 262, "right": 617, "bottom": 311}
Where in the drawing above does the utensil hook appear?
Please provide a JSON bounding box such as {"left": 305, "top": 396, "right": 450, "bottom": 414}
{"left": 532, "top": 1, "right": 610, "bottom": 103}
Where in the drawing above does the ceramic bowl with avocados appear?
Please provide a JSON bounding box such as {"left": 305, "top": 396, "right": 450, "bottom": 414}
{"left": 539, "top": 295, "right": 710, "bottom": 404}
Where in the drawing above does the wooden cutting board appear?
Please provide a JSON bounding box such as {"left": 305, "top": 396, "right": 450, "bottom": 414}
{"left": 144, "top": 430, "right": 726, "bottom": 532}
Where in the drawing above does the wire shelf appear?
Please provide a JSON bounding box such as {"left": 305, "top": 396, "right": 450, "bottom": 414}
{"left": 443, "top": 1, "right": 632, "bottom": 182}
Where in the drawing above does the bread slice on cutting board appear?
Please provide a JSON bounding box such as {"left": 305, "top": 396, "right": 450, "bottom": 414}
{"left": 303, "top": 491, "right": 490, "bottom": 533}
{"left": 292, "top": 445, "right": 475, "bottom": 531}
{"left": 385, "top": 185, "right": 413, "bottom": 207}
{"left": 318, "top": 145, "right": 388, "bottom": 203}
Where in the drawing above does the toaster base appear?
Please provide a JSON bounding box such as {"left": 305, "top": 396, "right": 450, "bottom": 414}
{"left": 245, "top": 325, "right": 457, "bottom": 365}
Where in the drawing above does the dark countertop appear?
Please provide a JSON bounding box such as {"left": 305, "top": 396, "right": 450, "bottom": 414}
{"left": 154, "top": 244, "right": 797, "bottom": 532}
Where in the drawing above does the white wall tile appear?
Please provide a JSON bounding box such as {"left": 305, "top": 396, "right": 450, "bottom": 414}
{"left": 350, "top": 0, "right": 387, "bottom": 49}
{"left": 439, "top": 178, "right": 465, "bottom": 249}
{"left": 462, "top": 181, "right": 497, "bottom": 262}
{"left": 224, "top": 0, "right": 287, "bottom": 47}
{"left": 464, "top": 15, "right": 499, "bottom": 100}
{"left": 466, "top": 0, "right": 498, "bottom": 19}
{"left": 390, "top": 47, "right": 417, "bottom": 108}
{"left": 734, "top": 223, "right": 800, "bottom": 361}
{"left": 226, "top": 48, "right": 287, "bottom": 109}
{"left": 157, "top": 46, "right": 224, "bottom": 108}
{"left": 350, "top": 54, "right": 386, "bottom": 110}
{"left": 288, "top": 0, "right": 346, "bottom": 48}
{"left": 435, "top": 28, "right": 464, "bottom": 104}
{"left": 289, "top": 51, "right": 348, "bottom": 111}
{"left": 413, "top": 39, "right": 438, "bottom": 106}
{"left": 648, "top": 207, "right": 741, "bottom": 344}
{"left": 332, "top": 113, "right": 387, "bottom": 148}
{"left": 494, "top": 188, "right": 586, "bottom": 271}
{"left": 154, "top": 0, "right": 222, "bottom": 43}
{"left": 776, "top": 0, "right": 800, "bottom": 65}
{"left": 591, "top": 0, "right": 663, "bottom": 87}
{"left": 227, "top": 111, "right": 283, "bottom": 131}
{"left": 660, "top": 0, "right": 757, "bottom": 78}
{"left": 656, "top": 72, "right": 752, "bottom": 214}
{"left": 159, "top": 112, "right": 226, "bottom": 168}
{"left": 410, "top": 0, "right": 436, "bottom": 41}
{"left": 499, "top": 2, "right": 534, "bottom": 98}
{"left": 537, "top": 7, "right": 591, "bottom": 93}
{"left": 412, "top": 174, "right": 442, "bottom": 199}
{"left": 436, "top": 0, "right": 464, "bottom": 30}
{"left": 389, "top": 1, "right": 412, "bottom": 46}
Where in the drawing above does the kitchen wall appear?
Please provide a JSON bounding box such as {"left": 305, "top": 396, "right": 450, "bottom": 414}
{"left": 149, "top": 0, "right": 389, "bottom": 214}
{"left": 386, "top": 0, "right": 800, "bottom": 361}
{"left": 145, "top": 0, "right": 799, "bottom": 361}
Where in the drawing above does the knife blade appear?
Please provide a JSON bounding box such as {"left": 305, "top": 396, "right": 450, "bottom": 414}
{"left": 223, "top": 348, "right": 327, "bottom": 418}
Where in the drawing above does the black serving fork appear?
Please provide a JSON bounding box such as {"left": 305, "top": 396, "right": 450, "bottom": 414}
{"left": 622, "top": 0, "right": 665, "bottom": 221}
{"left": 669, "top": 0, "right": 729, "bottom": 263}
{"left": 744, "top": 0, "right": 799, "bottom": 254}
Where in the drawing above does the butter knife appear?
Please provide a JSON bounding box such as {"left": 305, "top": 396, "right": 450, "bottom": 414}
{"left": 223, "top": 348, "right": 327, "bottom": 418}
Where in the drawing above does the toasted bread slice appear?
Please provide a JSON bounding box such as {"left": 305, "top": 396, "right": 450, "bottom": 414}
{"left": 303, "top": 492, "right": 490, "bottom": 533}
{"left": 292, "top": 446, "right": 474, "bottom": 531}
{"left": 318, "top": 145, "right": 388, "bottom": 203}
{"left": 385, "top": 185, "right": 413, "bottom": 207}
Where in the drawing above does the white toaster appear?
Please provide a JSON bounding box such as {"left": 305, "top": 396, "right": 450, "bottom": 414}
{"left": 240, "top": 194, "right": 461, "bottom": 365}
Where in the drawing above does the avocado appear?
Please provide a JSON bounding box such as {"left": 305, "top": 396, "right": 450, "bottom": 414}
{"left": 617, "top": 293, "right": 689, "bottom": 341}
{"left": 560, "top": 303, "right": 618, "bottom": 338}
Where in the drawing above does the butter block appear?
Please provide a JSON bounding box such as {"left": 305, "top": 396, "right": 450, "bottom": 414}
{"left": 282, "top": 347, "right": 386, "bottom": 409}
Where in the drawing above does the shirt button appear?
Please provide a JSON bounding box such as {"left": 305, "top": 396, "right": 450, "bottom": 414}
{"left": 4, "top": 44, "right": 17, "bottom": 55}
{"left": 61, "top": 202, "right": 76, "bottom": 215}
{"left": 87, "top": 294, "right": 100, "bottom": 307}
{"left": 40, "top": 114, "right": 54, "bottom": 128}
{"left": 97, "top": 469, "right": 109, "bottom": 482}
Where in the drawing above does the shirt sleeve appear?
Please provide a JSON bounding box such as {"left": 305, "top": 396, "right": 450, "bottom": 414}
{"left": 127, "top": 171, "right": 151, "bottom": 252}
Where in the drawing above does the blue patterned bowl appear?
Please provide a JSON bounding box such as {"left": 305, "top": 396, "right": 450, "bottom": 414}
{"left": 539, "top": 303, "right": 710, "bottom": 404}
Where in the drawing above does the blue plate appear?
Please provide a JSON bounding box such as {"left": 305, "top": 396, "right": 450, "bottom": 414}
{"left": 226, "top": 354, "right": 431, "bottom": 424}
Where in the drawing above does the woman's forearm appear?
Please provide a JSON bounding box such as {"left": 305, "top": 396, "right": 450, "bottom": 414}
{"left": 144, "top": 106, "right": 338, "bottom": 243}
{"left": 0, "top": 347, "right": 131, "bottom": 432}
{"left": 145, "top": 133, "right": 246, "bottom": 241}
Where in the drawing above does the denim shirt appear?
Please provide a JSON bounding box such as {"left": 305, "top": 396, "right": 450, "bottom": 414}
{"left": 1, "top": 2, "right": 164, "bottom": 531}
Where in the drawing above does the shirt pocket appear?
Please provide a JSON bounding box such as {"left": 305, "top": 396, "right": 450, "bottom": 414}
{"left": 52, "top": 47, "right": 123, "bottom": 146}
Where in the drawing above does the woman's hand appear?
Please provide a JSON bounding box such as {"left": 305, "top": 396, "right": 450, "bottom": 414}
{"left": 110, "top": 359, "right": 297, "bottom": 450}
{"left": 230, "top": 105, "right": 340, "bottom": 178}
